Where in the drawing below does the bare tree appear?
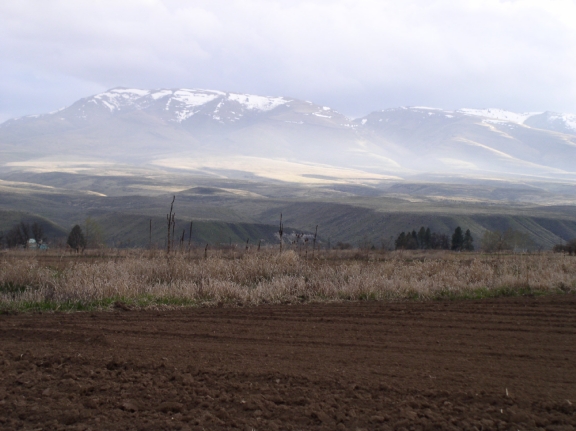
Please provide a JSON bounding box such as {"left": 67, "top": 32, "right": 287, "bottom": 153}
{"left": 5, "top": 222, "right": 31, "bottom": 248}
{"left": 31, "top": 222, "right": 45, "bottom": 244}
{"left": 166, "top": 196, "right": 175, "bottom": 254}
{"left": 19, "top": 222, "right": 31, "bottom": 248}
{"left": 278, "top": 213, "right": 284, "bottom": 253}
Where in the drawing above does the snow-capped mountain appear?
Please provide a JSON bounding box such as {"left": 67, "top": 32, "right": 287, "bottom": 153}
{"left": 356, "top": 106, "right": 576, "bottom": 177}
{"left": 359, "top": 106, "right": 576, "bottom": 133}
{"left": 3, "top": 87, "right": 351, "bottom": 129}
{"left": 1, "top": 89, "right": 576, "bottom": 182}
{"left": 523, "top": 111, "right": 576, "bottom": 135}
{"left": 455, "top": 108, "right": 576, "bottom": 134}
{"left": 84, "top": 88, "right": 290, "bottom": 123}
{"left": 458, "top": 108, "right": 542, "bottom": 124}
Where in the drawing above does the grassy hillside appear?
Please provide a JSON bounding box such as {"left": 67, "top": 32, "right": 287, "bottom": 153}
{"left": 1, "top": 171, "right": 575, "bottom": 249}
{"left": 2, "top": 203, "right": 575, "bottom": 250}
{"left": 0, "top": 210, "right": 68, "bottom": 240}
{"left": 90, "top": 212, "right": 283, "bottom": 248}
{"left": 255, "top": 201, "right": 576, "bottom": 248}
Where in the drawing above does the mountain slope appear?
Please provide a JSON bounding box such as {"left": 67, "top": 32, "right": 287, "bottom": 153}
{"left": 356, "top": 107, "right": 576, "bottom": 177}
{"left": 1, "top": 88, "right": 576, "bottom": 182}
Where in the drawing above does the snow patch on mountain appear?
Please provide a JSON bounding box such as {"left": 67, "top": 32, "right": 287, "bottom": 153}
{"left": 172, "top": 90, "right": 221, "bottom": 107}
{"left": 93, "top": 88, "right": 151, "bottom": 112}
{"left": 411, "top": 106, "right": 447, "bottom": 111}
{"left": 151, "top": 90, "right": 173, "bottom": 100}
{"left": 548, "top": 113, "right": 576, "bottom": 131}
{"left": 458, "top": 108, "right": 541, "bottom": 124}
{"left": 227, "top": 93, "right": 288, "bottom": 111}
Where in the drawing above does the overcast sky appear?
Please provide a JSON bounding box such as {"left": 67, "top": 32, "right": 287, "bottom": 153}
{"left": 1, "top": 0, "right": 575, "bottom": 122}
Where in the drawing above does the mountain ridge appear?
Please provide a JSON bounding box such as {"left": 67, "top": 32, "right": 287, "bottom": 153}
{"left": 4, "top": 87, "right": 575, "bottom": 133}
{"left": 2, "top": 87, "right": 576, "bottom": 183}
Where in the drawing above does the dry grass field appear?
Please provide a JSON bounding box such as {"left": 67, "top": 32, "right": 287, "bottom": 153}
{"left": 2, "top": 248, "right": 575, "bottom": 312}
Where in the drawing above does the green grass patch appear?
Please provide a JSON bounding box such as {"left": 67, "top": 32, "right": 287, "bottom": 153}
{"left": 432, "top": 286, "right": 566, "bottom": 301}
{"left": 0, "top": 282, "right": 29, "bottom": 295}
{"left": 0, "top": 295, "right": 205, "bottom": 314}
{"left": 1, "top": 286, "right": 574, "bottom": 314}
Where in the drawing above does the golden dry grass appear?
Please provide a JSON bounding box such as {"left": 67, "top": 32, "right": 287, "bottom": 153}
{"left": 1, "top": 249, "right": 575, "bottom": 311}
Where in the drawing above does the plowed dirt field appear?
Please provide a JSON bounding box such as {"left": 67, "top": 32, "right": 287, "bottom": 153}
{"left": 1, "top": 295, "right": 576, "bottom": 430}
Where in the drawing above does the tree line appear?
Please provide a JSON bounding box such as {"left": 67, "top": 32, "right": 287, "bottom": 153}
{"left": 552, "top": 239, "right": 576, "bottom": 255}
{"left": 0, "top": 222, "right": 45, "bottom": 249}
{"left": 0, "top": 219, "right": 103, "bottom": 252}
{"left": 0, "top": 214, "right": 564, "bottom": 255}
{"left": 395, "top": 226, "right": 474, "bottom": 251}
{"left": 393, "top": 226, "right": 548, "bottom": 253}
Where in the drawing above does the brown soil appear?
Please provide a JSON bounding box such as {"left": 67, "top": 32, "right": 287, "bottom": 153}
{"left": 1, "top": 296, "right": 576, "bottom": 431}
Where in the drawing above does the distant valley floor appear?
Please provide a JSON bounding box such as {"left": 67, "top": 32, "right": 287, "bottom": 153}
{"left": 1, "top": 169, "right": 576, "bottom": 248}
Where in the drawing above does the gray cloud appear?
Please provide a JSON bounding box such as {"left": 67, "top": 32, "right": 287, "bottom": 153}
{"left": 1, "top": 0, "right": 575, "bottom": 122}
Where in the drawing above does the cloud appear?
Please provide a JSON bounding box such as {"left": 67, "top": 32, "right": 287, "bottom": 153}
{"left": 1, "top": 0, "right": 575, "bottom": 120}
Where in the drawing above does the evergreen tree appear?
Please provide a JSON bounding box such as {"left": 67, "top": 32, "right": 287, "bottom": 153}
{"left": 429, "top": 232, "right": 449, "bottom": 250}
{"left": 437, "top": 233, "right": 450, "bottom": 250}
{"left": 406, "top": 233, "right": 418, "bottom": 250}
{"left": 451, "top": 226, "right": 464, "bottom": 251}
{"left": 411, "top": 230, "right": 418, "bottom": 248}
{"left": 417, "top": 227, "right": 426, "bottom": 249}
{"left": 463, "top": 229, "right": 474, "bottom": 251}
{"left": 393, "top": 228, "right": 456, "bottom": 251}
{"left": 429, "top": 232, "right": 439, "bottom": 249}
{"left": 424, "top": 227, "right": 431, "bottom": 249}
{"left": 395, "top": 232, "right": 407, "bottom": 250}
{"left": 67, "top": 225, "right": 87, "bottom": 252}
